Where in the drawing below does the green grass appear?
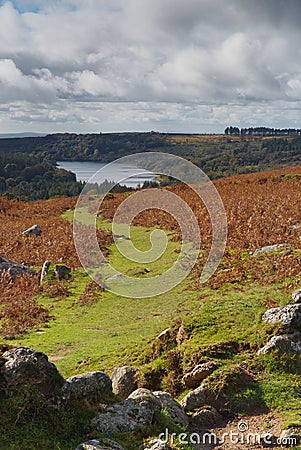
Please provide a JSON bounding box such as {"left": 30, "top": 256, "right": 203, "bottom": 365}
{"left": 2, "top": 211, "right": 301, "bottom": 448}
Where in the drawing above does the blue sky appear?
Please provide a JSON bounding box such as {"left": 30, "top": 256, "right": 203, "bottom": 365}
{"left": 0, "top": 0, "right": 301, "bottom": 134}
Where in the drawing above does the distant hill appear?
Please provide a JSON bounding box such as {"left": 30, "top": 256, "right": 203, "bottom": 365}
{"left": 1, "top": 132, "right": 301, "bottom": 199}
{"left": 0, "top": 132, "right": 47, "bottom": 139}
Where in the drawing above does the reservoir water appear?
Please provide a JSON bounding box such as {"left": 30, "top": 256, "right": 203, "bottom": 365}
{"left": 57, "top": 161, "right": 157, "bottom": 188}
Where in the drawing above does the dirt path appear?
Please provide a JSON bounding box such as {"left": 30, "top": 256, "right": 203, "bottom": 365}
{"left": 189, "top": 411, "right": 291, "bottom": 450}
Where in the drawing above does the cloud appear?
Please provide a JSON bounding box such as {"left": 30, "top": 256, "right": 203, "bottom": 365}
{"left": 0, "top": 0, "right": 301, "bottom": 132}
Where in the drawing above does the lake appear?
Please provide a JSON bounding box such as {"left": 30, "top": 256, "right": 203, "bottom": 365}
{"left": 57, "top": 161, "right": 157, "bottom": 188}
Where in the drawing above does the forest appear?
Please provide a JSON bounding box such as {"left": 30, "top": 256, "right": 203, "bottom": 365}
{"left": 1, "top": 132, "right": 301, "bottom": 199}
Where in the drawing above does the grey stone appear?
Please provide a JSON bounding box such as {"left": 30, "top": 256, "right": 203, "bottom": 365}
{"left": 262, "top": 304, "right": 301, "bottom": 330}
{"left": 62, "top": 371, "right": 112, "bottom": 406}
{"left": 292, "top": 289, "right": 301, "bottom": 303}
{"left": 258, "top": 334, "right": 301, "bottom": 355}
{"left": 111, "top": 366, "right": 138, "bottom": 399}
{"left": 251, "top": 243, "right": 292, "bottom": 257}
{"left": 180, "top": 385, "right": 212, "bottom": 412}
{"left": 153, "top": 391, "right": 189, "bottom": 429}
{"left": 189, "top": 406, "right": 223, "bottom": 428}
{"left": 22, "top": 224, "right": 41, "bottom": 236}
{"left": 182, "top": 361, "right": 217, "bottom": 389}
{"left": 40, "top": 260, "right": 51, "bottom": 284}
{"left": 54, "top": 264, "right": 71, "bottom": 280}
{"left": 92, "top": 394, "right": 160, "bottom": 435}
{"left": 0, "top": 256, "right": 35, "bottom": 279}
{"left": 1, "top": 347, "right": 63, "bottom": 397}
{"left": 75, "top": 438, "right": 124, "bottom": 450}
{"left": 280, "top": 428, "right": 301, "bottom": 446}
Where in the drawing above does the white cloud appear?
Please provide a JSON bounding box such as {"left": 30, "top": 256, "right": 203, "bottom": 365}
{"left": 1, "top": 0, "right": 301, "bottom": 132}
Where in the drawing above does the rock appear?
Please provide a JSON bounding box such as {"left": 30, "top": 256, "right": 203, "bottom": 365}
{"left": 292, "top": 289, "right": 301, "bottom": 303}
{"left": 262, "top": 304, "right": 301, "bottom": 331}
{"left": 128, "top": 388, "right": 161, "bottom": 410}
{"left": 258, "top": 334, "right": 301, "bottom": 355}
{"left": 22, "top": 224, "right": 41, "bottom": 236}
{"left": 0, "top": 256, "right": 35, "bottom": 279}
{"left": 1, "top": 347, "right": 64, "bottom": 397}
{"left": 182, "top": 361, "right": 217, "bottom": 389}
{"left": 180, "top": 384, "right": 213, "bottom": 412}
{"left": 76, "top": 438, "right": 125, "bottom": 450}
{"left": 142, "top": 440, "right": 172, "bottom": 450}
{"left": 153, "top": 391, "right": 189, "bottom": 429}
{"left": 61, "top": 372, "right": 112, "bottom": 406}
{"left": 92, "top": 395, "right": 160, "bottom": 435}
{"left": 111, "top": 366, "right": 138, "bottom": 399}
{"left": 176, "top": 324, "right": 188, "bottom": 346}
{"left": 251, "top": 243, "right": 292, "bottom": 257}
{"left": 189, "top": 406, "right": 223, "bottom": 428}
{"left": 54, "top": 264, "right": 71, "bottom": 280}
{"left": 280, "top": 428, "right": 301, "bottom": 446}
{"left": 40, "top": 260, "right": 51, "bottom": 284}
{"left": 157, "top": 328, "right": 170, "bottom": 343}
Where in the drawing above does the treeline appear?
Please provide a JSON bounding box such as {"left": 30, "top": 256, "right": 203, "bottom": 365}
{"left": 0, "top": 151, "right": 83, "bottom": 200}
{"left": 1, "top": 131, "right": 301, "bottom": 199}
{"left": 225, "top": 126, "right": 301, "bottom": 136}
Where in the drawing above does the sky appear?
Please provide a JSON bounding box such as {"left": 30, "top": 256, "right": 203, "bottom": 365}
{"left": 0, "top": 0, "right": 301, "bottom": 134}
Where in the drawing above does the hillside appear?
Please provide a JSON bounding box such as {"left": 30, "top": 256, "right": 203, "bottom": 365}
{"left": 1, "top": 133, "right": 301, "bottom": 199}
{"left": 0, "top": 166, "right": 301, "bottom": 449}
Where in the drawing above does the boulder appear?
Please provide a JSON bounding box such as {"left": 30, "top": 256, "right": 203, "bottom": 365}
{"left": 128, "top": 388, "right": 161, "bottom": 410}
{"left": 22, "top": 224, "right": 41, "bottom": 236}
{"left": 1, "top": 347, "right": 64, "bottom": 397}
{"left": 61, "top": 372, "right": 112, "bottom": 406}
{"left": 142, "top": 440, "right": 172, "bottom": 450}
{"left": 0, "top": 256, "right": 35, "bottom": 279}
{"left": 262, "top": 304, "right": 301, "bottom": 331}
{"left": 180, "top": 385, "right": 213, "bottom": 412}
{"left": 292, "top": 289, "right": 301, "bottom": 304}
{"left": 189, "top": 406, "right": 223, "bottom": 428}
{"left": 54, "top": 264, "right": 72, "bottom": 280}
{"left": 76, "top": 438, "right": 125, "bottom": 450}
{"left": 153, "top": 391, "right": 189, "bottom": 429}
{"left": 91, "top": 395, "right": 160, "bottom": 435}
{"left": 251, "top": 243, "right": 292, "bottom": 257}
{"left": 182, "top": 361, "right": 217, "bottom": 389}
{"left": 111, "top": 366, "right": 138, "bottom": 399}
{"left": 258, "top": 334, "right": 301, "bottom": 355}
{"left": 280, "top": 428, "right": 301, "bottom": 446}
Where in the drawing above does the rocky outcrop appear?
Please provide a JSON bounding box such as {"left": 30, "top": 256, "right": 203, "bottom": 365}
{"left": 262, "top": 304, "right": 301, "bottom": 330}
{"left": 0, "top": 256, "right": 35, "bottom": 278}
{"left": 111, "top": 366, "right": 138, "bottom": 399}
{"left": 22, "top": 224, "right": 41, "bottom": 236}
{"left": 1, "top": 347, "right": 64, "bottom": 398}
{"left": 75, "top": 438, "right": 125, "bottom": 450}
{"left": 182, "top": 361, "right": 217, "bottom": 389}
{"left": 180, "top": 384, "right": 213, "bottom": 412}
{"left": 189, "top": 406, "right": 223, "bottom": 428}
{"left": 153, "top": 391, "right": 189, "bottom": 429}
{"left": 257, "top": 334, "right": 301, "bottom": 355}
{"left": 91, "top": 393, "right": 160, "bottom": 435}
{"left": 61, "top": 372, "right": 113, "bottom": 406}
